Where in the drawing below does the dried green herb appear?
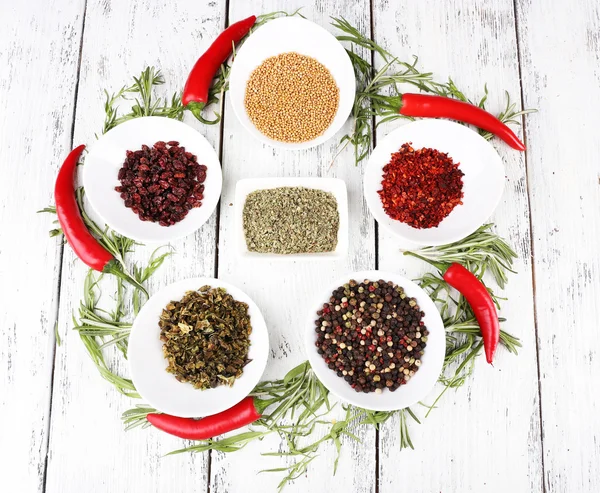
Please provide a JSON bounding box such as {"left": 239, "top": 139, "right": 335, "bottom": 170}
{"left": 243, "top": 187, "right": 339, "bottom": 254}
{"left": 159, "top": 286, "right": 252, "bottom": 389}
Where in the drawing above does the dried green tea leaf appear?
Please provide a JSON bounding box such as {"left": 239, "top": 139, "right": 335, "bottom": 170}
{"left": 159, "top": 286, "right": 252, "bottom": 390}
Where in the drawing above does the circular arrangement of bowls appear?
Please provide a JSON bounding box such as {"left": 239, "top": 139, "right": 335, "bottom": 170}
{"left": 128, "top": 277, "right": 269, "bottom": 418}
{"left": 83, "top": 116, "right": 222, "bottom": 243}
{"left": 228, "top": 17, "right": 356, "bottom": 150}
{"left": 88, "top": 21, "right": 510, "bottom": 417}
{"left": 305, "top": 270, "right": 446, "bottom": 411}
{"left": 363, "top": 119, "right": 505, "bottom": 246}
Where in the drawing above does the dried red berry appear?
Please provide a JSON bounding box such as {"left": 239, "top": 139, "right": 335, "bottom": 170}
{"left": 115, "top": 141, "right": 207, "bottom": 226}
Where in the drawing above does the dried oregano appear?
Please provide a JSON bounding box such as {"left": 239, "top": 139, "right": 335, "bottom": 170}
{"left": 243, "top": 187, "right": 339, "bottom": 254}
{"left": 159, "top": 286, "right": 252, "bottom": 390}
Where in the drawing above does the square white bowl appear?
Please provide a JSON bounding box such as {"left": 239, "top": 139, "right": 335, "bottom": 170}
{"left": 234, "top": 177, "right": 348, "bottom": 260}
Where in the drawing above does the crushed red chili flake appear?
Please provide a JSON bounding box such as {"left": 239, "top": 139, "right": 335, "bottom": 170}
{"left": 115, "top": 141, "right": 206, "bottom": 226}
{"left": 378, "top": 142, "right": 464, "bottom": 229}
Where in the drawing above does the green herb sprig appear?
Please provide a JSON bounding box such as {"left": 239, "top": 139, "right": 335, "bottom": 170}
{"left": 331, "top": 17, "right": 535, "bottom": 165}
{"left": 404, "top": 224, "right": 518, "bottom": 289}
{"left": 102, "top": 66, "right": 184, "bottom": 134}
{"left": 406, "top": 226, "right": 522, "bottom": 420}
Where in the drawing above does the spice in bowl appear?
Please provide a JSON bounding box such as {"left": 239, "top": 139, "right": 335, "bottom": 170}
{"left": 378, "top": 143, "right": 464, "bottom": 229}
{"left": 115, "top": 141, "right": 207, "bottom": 226}
{"left": 244, "top": 52, "right": 340, "bottom": 143}
{"left": 159, "top": 286, "right": 252, "bottom": 390}
{"left": 314, "top": 279, "right": 428, "bottom": 394}
{"left": 243, "top": 186, "right": 339, "bottom": 254}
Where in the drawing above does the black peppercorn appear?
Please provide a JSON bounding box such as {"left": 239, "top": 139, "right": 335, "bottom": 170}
{"left": 314, "top": 279, "right": 427, "bottom": 394}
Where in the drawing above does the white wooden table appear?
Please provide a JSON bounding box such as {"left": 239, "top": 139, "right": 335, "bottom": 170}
{"left": 1, "top": 0, "right": 599, "bottom": 491}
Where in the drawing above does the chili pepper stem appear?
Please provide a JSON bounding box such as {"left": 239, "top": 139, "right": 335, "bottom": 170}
{"left": 402, "top": 250, "right": 446, "bottom": 272}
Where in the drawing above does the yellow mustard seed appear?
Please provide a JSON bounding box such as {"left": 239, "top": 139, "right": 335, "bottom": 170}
{"left": 244, "top": 52, "right": 340, "bottom": 143}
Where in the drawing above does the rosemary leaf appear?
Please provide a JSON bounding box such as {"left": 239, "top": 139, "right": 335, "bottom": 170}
{"left": 404, "top": 224, "right": 518, "bottom": 289}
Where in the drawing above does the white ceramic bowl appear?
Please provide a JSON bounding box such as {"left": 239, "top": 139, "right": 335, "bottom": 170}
{"left": 234, "top": 177, "right": 348, "bottom": 260}
{"left": 364, "top": 120, "right": 505, "bottom": 246}
{"left": 229, "top": 17, "right": 355, "bottom": 149}
{"left": 83, "top": 117, "right": 222, "bottom": 243}
{"left": 305, "top": 270, "right": 445, "bottom": 411}
{"left": 128, "top": 277, "right": 269, "bottom": 418}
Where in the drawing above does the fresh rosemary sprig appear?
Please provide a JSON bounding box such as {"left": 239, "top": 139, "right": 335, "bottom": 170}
{"left": 406, "top": 226, "right": 521, "bottom": 422}
{"left": 404, "top": 223, "right": 518, "bottom": 289}
{"left": 72, "top": 242, "right": 170, "bottom": 396}
{"left": 76, "top": 270, "right": 139, "bottom": 398}
{"left": 102, "top": 66, "right": 184, "bottom": 134}
{"left": 331, "top": 17, "right": 534, "bottom": 165}
{"left": 122, "top": 404, "right": 157, "bottom": 430}
{"left": 159, "top": 361, "right": 420, "bottom": 489}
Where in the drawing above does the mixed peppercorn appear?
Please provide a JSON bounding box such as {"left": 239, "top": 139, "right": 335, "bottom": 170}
{"left": 314, "top": 279, "right": 428, "bottom": 393}
{"left": 115, "top": 141, "right": 206, "bottom": 226}
{"left": 378, "top": 143, "right": 464, "bottom": 229}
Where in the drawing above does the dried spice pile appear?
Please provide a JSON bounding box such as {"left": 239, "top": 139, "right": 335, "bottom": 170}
{"left": 159, "top": 286, "right": 252, "bottom": 389}
{"left": 314, "top": 279, "right": 428, "bottom": 393}
{"left": 244, "top": 52, "right": 339, "bottom": 142}
{"left": 243, "top": 186, "right": 339, "bottom": 254}
{"left": 115, "top": 141, "right": 207, "bottom": 226}
{"left": 378, "top": 143, "right": 464, "bottom": 229}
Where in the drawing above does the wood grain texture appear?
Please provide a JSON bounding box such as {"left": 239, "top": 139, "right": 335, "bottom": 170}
{"left": 210, "top": 1, "right": 376, "bottom": 491}
{"left": 515, "top": 0, "right": 600, "bottom": 491}
{"left": 372, "top": 1, "right": 543, "bottom": 491}
{"left": 44, "top": 1, "right": 225, "bottom": 492}
{"left": 0, "top": 1, "right": 84, "bottom": 491}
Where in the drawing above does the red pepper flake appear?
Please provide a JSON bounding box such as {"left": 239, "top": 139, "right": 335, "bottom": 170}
{"left": 377, "top": 142, "right": 464, "bottom": 229}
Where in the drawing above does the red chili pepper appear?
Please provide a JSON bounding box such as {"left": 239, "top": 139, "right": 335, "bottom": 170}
{"left": 54, "top": 146, "right": 147, "bottom": 295}
{"left": 182, "top": 15, "right": 257, "bottom": 108}
{"left": 399, "top": 93, "right": 526, "bottom": 151}
{"left": 442, "top": 263, "right": 499, "bottom": 364}
{"left": 147, "top": 396, "right": 268, "bottom": 440}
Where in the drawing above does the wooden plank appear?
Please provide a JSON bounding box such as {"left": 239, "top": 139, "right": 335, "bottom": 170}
{"left": 372, "top": 1, "right": 543, "bottom": 491}
{"left": 0, "top": 1, "right": 84, "bottom": 491}
{"left": 515, "top": 1, "right": 600, "bottom": 491}
{"left": 44, "top": 1, "right": 225, "bottom": 491}
{"left": 211, "top": 1, "right": 376, "bottom": 491}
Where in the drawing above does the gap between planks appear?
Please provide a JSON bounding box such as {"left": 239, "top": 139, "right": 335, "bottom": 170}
{"left": 207, "top": 0, "right": 231, "bottom": 491}
{"left": 41, "top": 1, "right": 88, "bottom": 492}
{"left": 511, "top": 0, "right": 546, "bottom": 491}
{"left": 368, "top": 0, "right": 381, "bottom": 491}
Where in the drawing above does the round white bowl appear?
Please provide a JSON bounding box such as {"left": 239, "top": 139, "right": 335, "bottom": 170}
{"left": 364, "top": 120, "right": 505, "bottom": 246}
{"left": 83, "top": 117, "right": 222, "bottom": 243}
{"left": 128, "top": 277, "right": 269, "bottom": 418}
{"left": 305, "top": 270, "right": 445, "bottom": 411}
{"left": 229, "top": 17, "right": 355, "bottom": 150}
